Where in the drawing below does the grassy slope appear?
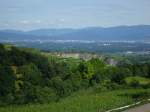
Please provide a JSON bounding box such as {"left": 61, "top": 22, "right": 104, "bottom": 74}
{"left": 0, "top": 89, "right": 150, "bottom": 112}
{"left": 125, "top": 76, "right": 150, "bottom": 85}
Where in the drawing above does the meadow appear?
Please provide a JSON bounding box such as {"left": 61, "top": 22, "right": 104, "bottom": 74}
{"left": 0, "top": 88, "right": 150, "bottom": 112}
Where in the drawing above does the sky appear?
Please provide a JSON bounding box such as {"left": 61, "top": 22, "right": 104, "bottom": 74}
{"left": 0, "top": 0, "right": 150, "bottom": 30}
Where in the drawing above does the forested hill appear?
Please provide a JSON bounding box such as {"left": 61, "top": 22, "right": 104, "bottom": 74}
{"left": 0, "top": 25, "right": 150, "bottom": 41}
{"left": 0, "top": 43, "right": 150, "bottom": 106}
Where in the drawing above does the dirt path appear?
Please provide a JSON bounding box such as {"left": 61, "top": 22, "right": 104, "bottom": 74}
{"left": 123, "top": 103, "right": 150, "bottom": 112}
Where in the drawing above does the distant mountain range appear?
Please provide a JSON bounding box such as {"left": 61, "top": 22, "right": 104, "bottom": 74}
{"left": 0, "top": 25, "right": 150, "bottom": 41}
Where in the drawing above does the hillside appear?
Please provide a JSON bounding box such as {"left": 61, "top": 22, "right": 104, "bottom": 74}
{"left": 0, "top": 43, "right": 150, "bottom": 111}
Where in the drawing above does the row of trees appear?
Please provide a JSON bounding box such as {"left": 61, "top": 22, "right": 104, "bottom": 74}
{"left": 0, "top": 43, "right": 150, "bottom": 105}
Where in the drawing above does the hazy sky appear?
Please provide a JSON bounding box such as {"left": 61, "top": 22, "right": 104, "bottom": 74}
{"left": 0, "top": 0, "right": 150, "bottom": 30}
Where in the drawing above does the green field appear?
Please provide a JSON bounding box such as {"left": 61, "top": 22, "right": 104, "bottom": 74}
{"left": 0, "top": 88, "right": 150, "bottom": 112}
{"left": 125, "top": 76, "right": 150, "bottom": 85}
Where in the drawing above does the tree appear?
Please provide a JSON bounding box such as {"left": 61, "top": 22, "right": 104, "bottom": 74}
{"left": 129, "top": 79, "right": 140, "bottom": 88}
{"left": 18, "top": 63, "right": 44, "bottom": 85}
{"left": 9, "top": 47, "right": 26, "bottom": 66}
{"left": 0, "top": 65, "right": 15, "bottom": 98}
{"left": 108, "top": 67, "right": 131, "bottom": 84}
{"left": 89, "top": 58, "right": 105, "bottom": 72}
{"left": 78, "top": 61, "right": 94, "bottom": 79}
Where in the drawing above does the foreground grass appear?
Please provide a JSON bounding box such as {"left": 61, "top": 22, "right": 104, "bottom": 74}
{"left": 0, "top": 88, "right": 150, "bottom": 112}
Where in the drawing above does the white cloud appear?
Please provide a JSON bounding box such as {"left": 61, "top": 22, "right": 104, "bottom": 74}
{"left": 59, "top": 19, "right": 65, "bottom": 22}
{"left": 19, "top": 20, "right": 43, "bottom": 25}
{"left": 35, "top": 20, "right": 42, "bottom": 24}
{"left": 20, "top": 20, "right": 30, "bottom": 24}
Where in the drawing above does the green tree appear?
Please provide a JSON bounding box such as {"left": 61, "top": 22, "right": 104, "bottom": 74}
{"left": 0, "top": 65, "right": 15, "bottom": 103}
{"left": 18, "top": 63, "right": 44, "bottom": 85}
{"left": 78, "top": 61, "right": 94, "bottom": 79}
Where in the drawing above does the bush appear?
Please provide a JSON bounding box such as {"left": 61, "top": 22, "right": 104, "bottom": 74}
{"left": 94, "top": 85, "right": 107, "bottom": 93}
{"left": 35, "top": 86, "right": 58, "bottom": 103}
{"left": 129, "top": 79, "right": 140, "bottom": 88}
